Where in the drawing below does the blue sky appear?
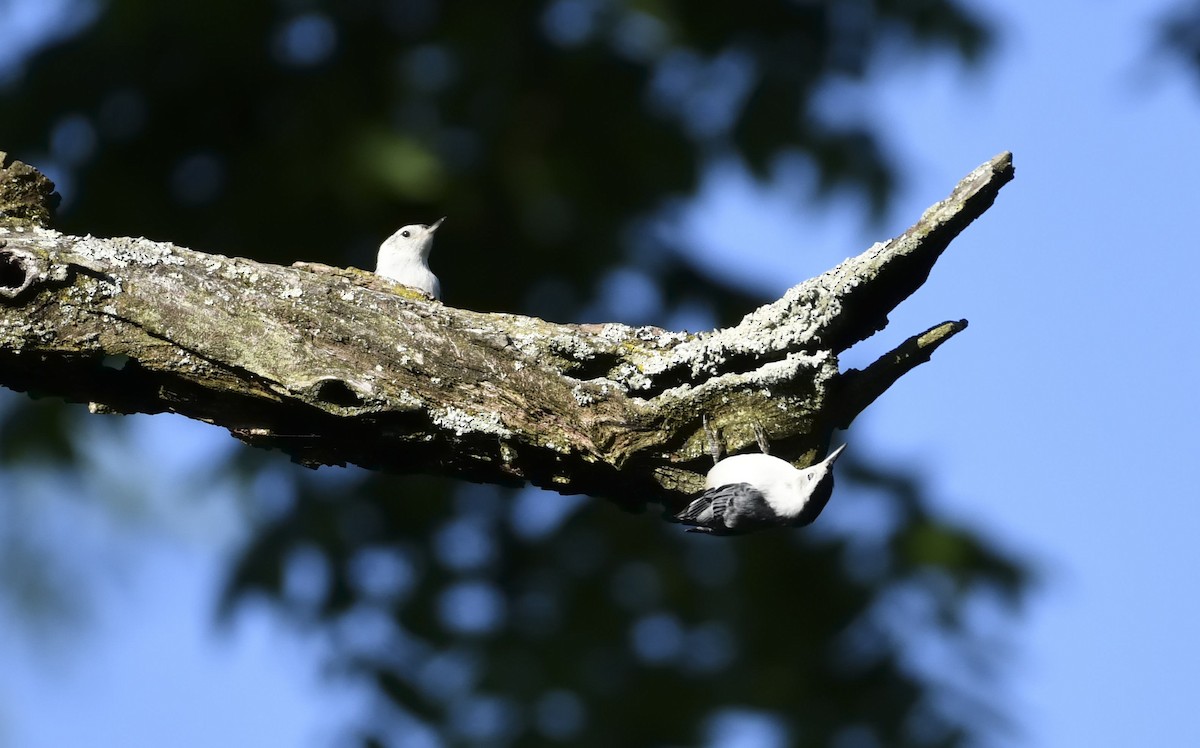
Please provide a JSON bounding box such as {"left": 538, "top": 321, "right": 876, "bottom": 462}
{"left": 734, "top": 1, "right": 1200, "bottom": 744}
{"left": 4, "top": 0, "right": 1200, "bottom": 746}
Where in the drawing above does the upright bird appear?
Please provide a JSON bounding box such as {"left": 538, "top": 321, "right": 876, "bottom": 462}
{"left": 375, "top": 217, "right": 444, "bottom": 299}
{"left": 672, "top": 440, "right": 847, "bottom": 536}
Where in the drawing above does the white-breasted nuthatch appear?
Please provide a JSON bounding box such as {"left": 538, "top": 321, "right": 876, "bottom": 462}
{"left": 376, "top": 217, "right": 444, "bottom": 299}
{"left": 671, "top": 443, "right": 847, "bottom": 536}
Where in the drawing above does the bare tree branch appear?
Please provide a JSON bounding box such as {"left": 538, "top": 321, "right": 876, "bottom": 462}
{"left": 833, "top": 319, "right": 969, "bottom": 430}
{"left": 0, "top": 151, "right": 1013, "bottom": 510}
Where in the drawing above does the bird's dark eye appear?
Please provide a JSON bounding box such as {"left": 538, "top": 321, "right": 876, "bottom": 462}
{"left": 401, "top": 230, "right": 410, "bottom": 238}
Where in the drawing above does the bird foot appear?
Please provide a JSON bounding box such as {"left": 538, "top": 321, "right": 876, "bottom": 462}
{"left": 753, "top": 422, "right": 771, "bottom": 455}
{"left": 703, "top": 415, "right": 723, "bottom": 466}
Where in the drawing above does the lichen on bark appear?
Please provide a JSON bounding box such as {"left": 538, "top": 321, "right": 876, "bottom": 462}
{"left": 0, "top": 152, "right": 1014, "bottom": 510}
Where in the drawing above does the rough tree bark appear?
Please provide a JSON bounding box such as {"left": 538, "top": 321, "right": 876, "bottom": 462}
{"left": 0, "top": 151, "right": 1013, "bottom": 511}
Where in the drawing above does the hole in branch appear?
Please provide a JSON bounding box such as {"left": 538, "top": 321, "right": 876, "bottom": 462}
{"left": 314, "top": 378, "right": 364, "bottom": 407}
{"left": 0, "top": 251, "right": 27, "bottom": 290}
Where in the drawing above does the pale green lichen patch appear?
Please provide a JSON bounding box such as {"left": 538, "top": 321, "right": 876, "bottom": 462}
{"left": 394, "top": 389, "right": 426, "bottom": 410}
{"left": 379, "top": 281, "right": 435, "bottom": 302}
{"left": 431, "top": 405, "right": 512, "bottom": 438}
{"left": 72, "top": 235, "right": 189, "bottom": 269}
{"left": 651, "top": 350, "right": 831, "bottom": 403}
{"left": 610, "top": 362, "right": 652, "bottom": 392}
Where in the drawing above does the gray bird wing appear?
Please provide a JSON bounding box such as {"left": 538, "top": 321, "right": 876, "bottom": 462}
{"left": 672, "top": 483, "right": 773, "bottom": 536}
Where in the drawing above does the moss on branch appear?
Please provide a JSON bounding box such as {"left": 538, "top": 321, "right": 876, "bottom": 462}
{"left": 0, "top": 152, "right": 1014, "bottom": 510}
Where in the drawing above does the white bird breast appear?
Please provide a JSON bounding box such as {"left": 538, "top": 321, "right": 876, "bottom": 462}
{"left": 704, "top": 453, "right": 798, "bottom": 491}
{"left": 375, "top": 222, "right": 442, "bottom": 298}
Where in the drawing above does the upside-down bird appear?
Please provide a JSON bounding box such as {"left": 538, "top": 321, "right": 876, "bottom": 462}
{"left": 672, "top": 441, "right": 847, "bottom": 536}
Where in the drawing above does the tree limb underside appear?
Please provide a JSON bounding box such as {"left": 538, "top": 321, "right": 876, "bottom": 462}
{"left": 0, "top": 152, "right": 1013, "bottom": 510}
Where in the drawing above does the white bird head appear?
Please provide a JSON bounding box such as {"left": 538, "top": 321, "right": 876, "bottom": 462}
{"left": 379, "top": 217, "right": 444, "bottom": 263}
{"left": 376, "top": 217, "right": 445, "bottom": 298}
{"left": 787, "top": 443, "right": 846, "bottom": 497}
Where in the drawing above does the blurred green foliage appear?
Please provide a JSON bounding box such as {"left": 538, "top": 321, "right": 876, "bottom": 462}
{"left": 0, "top": 1, "right": 1028, "bottom": 745}
{"left": 1160, "top": 1, "right": 1200, "bottom": 82}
